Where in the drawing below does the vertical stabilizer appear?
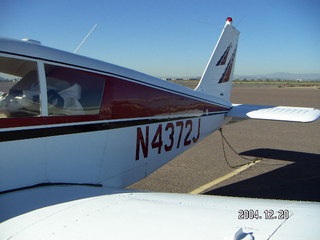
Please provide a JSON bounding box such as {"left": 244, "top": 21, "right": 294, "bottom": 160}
{"left": 195, "top": 17, "right": 240, "bottom": 101}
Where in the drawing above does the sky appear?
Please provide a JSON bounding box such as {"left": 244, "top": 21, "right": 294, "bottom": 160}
{"left": 1, "top": 0, "right": 320, "bottom": 78}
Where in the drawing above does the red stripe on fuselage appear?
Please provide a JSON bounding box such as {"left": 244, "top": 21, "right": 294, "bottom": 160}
{"left": 0, "top": 75, "right": 228, "bottom": 129}
{"left": 103, "top": 76, "right": 228, "bottom": 119}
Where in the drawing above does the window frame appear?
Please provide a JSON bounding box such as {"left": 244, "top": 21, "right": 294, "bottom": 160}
{"left": 37, "top": 60, "right": 48, "bottom": 116}
{"left": 42, "top": 61, "right": 106, "bottom": 116}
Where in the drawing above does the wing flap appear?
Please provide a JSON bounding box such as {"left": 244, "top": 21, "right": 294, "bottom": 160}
{"left": 228, "top": 104, "right": 320, "bottom": 122}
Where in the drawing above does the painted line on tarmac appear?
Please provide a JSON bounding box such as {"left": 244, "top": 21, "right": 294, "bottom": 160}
{"left": 189, "top": 159, "right": 261, "bottom": 194}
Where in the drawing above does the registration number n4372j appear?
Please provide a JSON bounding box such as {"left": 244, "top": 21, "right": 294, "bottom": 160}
{"left": 135, "top": 118, "right": 201, "bottom": 160}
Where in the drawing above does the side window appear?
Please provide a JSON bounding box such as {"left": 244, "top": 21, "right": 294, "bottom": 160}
{"left": 0, "top": 56, "right": 40, "bottom": 118}
{"left": 44, "top": 64, "right": 105, "bottom": 115}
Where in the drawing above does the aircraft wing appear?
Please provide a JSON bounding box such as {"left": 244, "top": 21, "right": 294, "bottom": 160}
{"left": 228, "top": 104, "right": 320, "bottom": 122}
{"left": 1, "top": 185, "right": 320, "bottom": 240}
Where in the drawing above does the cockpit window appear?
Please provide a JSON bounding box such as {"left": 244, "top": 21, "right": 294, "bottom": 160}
{"left": 0, "top": 56, "right": 40, "bottom": 118}
{"left": 44, "top": 64, "right": 105, "bottom": 115}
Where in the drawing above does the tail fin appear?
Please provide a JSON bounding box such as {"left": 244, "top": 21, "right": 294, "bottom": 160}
{"left": 195, "top": 17, "right": 240, "bottom": 101}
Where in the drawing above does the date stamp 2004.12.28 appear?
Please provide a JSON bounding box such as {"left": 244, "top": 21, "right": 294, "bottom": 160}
{"left": 238, "top": 209, "right": 290, "bottom": 220}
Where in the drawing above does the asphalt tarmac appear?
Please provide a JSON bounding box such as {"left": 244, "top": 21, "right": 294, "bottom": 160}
{"left": 128, "top": 86, "right": 320, "bottom": 201}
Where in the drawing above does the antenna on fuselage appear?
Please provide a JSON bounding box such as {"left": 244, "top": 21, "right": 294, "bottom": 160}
{"left": 74, "top": 24, "right": 98, "bottom": 53}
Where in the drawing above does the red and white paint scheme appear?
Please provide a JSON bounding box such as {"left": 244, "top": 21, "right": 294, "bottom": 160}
{"left": 0, "top": 18, "right": 319, "bottom": 239}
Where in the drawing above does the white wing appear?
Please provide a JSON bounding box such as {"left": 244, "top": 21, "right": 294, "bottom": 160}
{"left": 1, "top": 185, "right": 320, "bottom": 240}
{"left": 228, "top": 104, "right": 320, "bottom": 122}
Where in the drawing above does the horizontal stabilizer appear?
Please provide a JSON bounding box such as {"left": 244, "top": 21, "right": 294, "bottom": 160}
{"left": 228, "top": 104, "right": 320, "bottom": 122}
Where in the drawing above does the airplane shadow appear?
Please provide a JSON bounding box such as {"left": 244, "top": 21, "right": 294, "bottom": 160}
{"left": 205, "top": 148, "right": 320, "bottom": 201}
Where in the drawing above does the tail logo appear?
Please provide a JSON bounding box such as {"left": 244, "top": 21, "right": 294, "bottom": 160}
{"left": 218, "top": 45, "right": 237, "bottom": 83}
{"left": 216, "top": 44, "right": 231, "bottom": 66}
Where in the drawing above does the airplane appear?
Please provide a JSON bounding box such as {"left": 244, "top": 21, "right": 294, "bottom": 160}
{"left": 0, "top": 17, "right": 319, "bottom": 239}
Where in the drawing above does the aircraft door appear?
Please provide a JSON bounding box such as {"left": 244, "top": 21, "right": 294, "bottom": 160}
{"left": 0, "top": 55, "right": 47, "bottom": 191}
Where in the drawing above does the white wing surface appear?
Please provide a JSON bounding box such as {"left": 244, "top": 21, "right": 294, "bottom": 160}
{"left": 228, "top": 104, "right": 320, "bottom": 122}
{"left": 1, "top": 185, "right": 319, "bottom": 240}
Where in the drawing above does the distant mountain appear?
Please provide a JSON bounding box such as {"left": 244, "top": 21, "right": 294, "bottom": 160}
{"left": 234, "top": 72, "right": 320, "bottom": 81}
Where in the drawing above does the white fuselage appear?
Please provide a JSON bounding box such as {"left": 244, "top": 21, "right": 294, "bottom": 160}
{"left": 0, "top": 38, "right": 230, "bottom": 192}
{"left": 1, "top": 115, "right": 225, "bottom": 191}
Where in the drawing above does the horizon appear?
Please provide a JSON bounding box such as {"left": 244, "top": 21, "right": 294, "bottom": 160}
{"left": 160, "top": 72, "right": 320, "bottom": 80}
{"left": 1, "top": 0, "right": 320, "bottom": 78}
